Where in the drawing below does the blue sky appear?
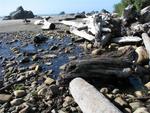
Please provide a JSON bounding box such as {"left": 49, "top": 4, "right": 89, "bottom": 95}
{"left": 0, "top": 0, "right": 121, "bottom": 16}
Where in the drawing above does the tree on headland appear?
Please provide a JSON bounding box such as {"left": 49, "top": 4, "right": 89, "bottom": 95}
{"left": 114, "top": 0, "right": 150, "bottom": 16}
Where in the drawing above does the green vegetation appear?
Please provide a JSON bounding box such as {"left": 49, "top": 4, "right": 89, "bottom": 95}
{"left": 114, "top": 0, "right": 150, "bottom": 16}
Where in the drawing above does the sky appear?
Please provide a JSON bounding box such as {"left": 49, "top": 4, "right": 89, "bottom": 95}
{"left": 0, "top": 0, "right": 121, "bottom": 16}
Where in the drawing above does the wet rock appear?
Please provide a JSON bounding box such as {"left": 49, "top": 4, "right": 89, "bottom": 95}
{"left": 91, "top": 48, "right": 102, "bottom": 55}
{"left": 129, "top": 102, "right": 143, "bottom": 111}
{"left": 145, "top": 82, "right": 150, "bottom": 90}
{"left": 10, "top": 98, "right": 24, "bottom": 106}
{"left": 124, "top": 107, "right": 132, "bottom": 113}
{"left": 133, "top": 107, "right": 149, "bottom": 113}
{"left": 134, "top": 91, "right": 143, "bottom": 98}
{"left": 37, "top": 87, "right": 48, "bottom": 96}
{"left": 14, "top": 90, "right": 26, "bottom": 98}
{"left": 140, "top": 6, "right": 150, "bottom": 23}
{"left": 44, "top": 77, "right": 55, "bottom": 85}
{"left": 100, "top": 87, "right": 109, "bottom": 94}
{"left": 32, "top": 55, "right": 40, "bottom": 61}
{"left": 35, "top": 65, "right": 42, "bottom": 72}
{"left": 68, "top": 56, "right": 77, "bottom": 60}
{"left": 50, "top": 84, "right": 59, "bottom": 96}
{"left": 135, "top": 46, "right": 149, "bottom": 64}
{"left": 50, "top": 45, "right": 58, "bottom": 50}
{"left": 114, "top": 97, "right": 128, "bottom": 107}
{"left": 0, "top": 94, "right": 12, "bottom": 103}
{"left": 33, "top": 34, "right": 47, "bottom": 44}
{"left": 59, "top": 64, "right": 67, "bottom": 70}
{"left": 20, "top": 57, "right": 30, "bottom": 63}
{"left": 18, "top": 103, "right": 30, "bottom": 113}
{"left": 112, "top": 88, "right": 120, "bottom": 94}
{"left": 64, "top": 96, "right": 73, "bottom": 103}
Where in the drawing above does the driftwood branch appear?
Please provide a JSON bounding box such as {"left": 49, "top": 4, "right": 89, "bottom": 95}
{"left": 69, "top": 78, "right": 122, "bottom": 113}
{"left": 70, "top": 27, "right": 95, "bottom": 41}
{"left": 111, "top": 36, "right": 142, "bottom": 44}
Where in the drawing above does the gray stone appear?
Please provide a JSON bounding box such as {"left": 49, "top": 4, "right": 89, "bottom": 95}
{"left": 0, "top": 94, "right": 12, "bottom": 103}
{"left": 114, "top": 97, "right": 128, "bottom": 106}
{"left": 14, "top": 90, "right": 26, "bottom": 98}
{"left": 145, "top": 82, "right": 150, "bottom": 90}
{"left": 112, "top": 88, "right": 120, "bottom": 94}
{"left": 10, "top": 98, "right": 24, "bottom": 106}
{"left": 100, "top": 87, "right": 109, "bottom": 94}
{"left": 129, "top": 102, "right": 143, "bottom": 111}
{"left": 133, "top": 107, "right": 149, "bottom": 113}
{"left": 44, "top": 77, "right": 55, "bottom": 85}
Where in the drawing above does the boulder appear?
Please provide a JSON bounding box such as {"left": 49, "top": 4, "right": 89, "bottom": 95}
{"left": 9, "top": 6, "right": 34, "bottom": 19}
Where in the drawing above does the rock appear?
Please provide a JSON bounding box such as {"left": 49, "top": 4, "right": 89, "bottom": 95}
{"left": 37, "top": 87, "right": 48, "bottom": 96}
{"left": 9, "top": 6, "right": 34, "bottom": 19}
{"left": 35, "top": 65, "right": 42, "bottom": 72}
{"left": 129, "top": 102, "right": 143, "bottom": 111}
{"left": 68, "top": 56, "right": 77, "bottom": 60}
{"left": 10, "top": 98, "right": 24, "bottom": 106}
{"left": 50, "top": 85, "right": 59, "bottom": 96}
{"left": 112, "top": 89, "right": 120, "bottom": 94}
{"left": 124, "top": 108, "right": 132, "bottom": 113}
{"left": 75, "top": 12, "right": 86, "bottom": 18}
{"left": 14, "top": 90, "right": 26, "bottom": 98}
{"left": 44, "top": 77, "right": 55, "bottom": 85}
{"left": 145, "top": 82, "right": 150, "bottom": 90}
{"left": 33, "top": 34, "right": 47, "bottom": 44}
{"left": 100, "top": 87, "right": 109, "bottom": 94}
{"left": 59, "top": 64, "right": 67, "bottom": 70}
{"left": 133, "top": 107, "right": 149, "bottom": 113}
{"left": 0, "top": 94, "right": 12, "bottom": 103}
{"left": 18, "top": 103, "right": 30, "bottom": 113}
{"left": 134, "top": 91, "right": 143, "bottom": 98}
{"left": 64, "top": 96, "right": 73, "bottom": 103}
{"left": 59, "top": 11, "right": 65, "bottom": 15}
{"left": 140, "top": 6, "right": 150, "bottom": 23}
{"left": 135, "top": 46, "right": 149, "bottom": 64}
{"left": 114, "top": 97, "right": 128, "bottom": 107}
{"left": 91, "top": 48, "right": 102, "bottom": 55}
{"left": 20, "top": 57, "right": 30, "bottom": 63}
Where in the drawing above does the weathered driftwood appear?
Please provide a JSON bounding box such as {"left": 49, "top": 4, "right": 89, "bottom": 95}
{"left": 58, "top": 47, "right": 141, "bottom": 87}
{"left": 60, "top": 20, "right": 86, "bottom": 29}
{"left": 69, "top": 78, "right": 122, "bottom": 113}
{"left": 70, "top": 28, "right": 95, "bottom": 41}
{"left": 142, "top": 33, "right": 150, "bottom": 62}
{"left": 111, "top": 36, "right": 142, "bottom": 44}
{"left": 42, "top": 20, "right": 55, "bottom": 30}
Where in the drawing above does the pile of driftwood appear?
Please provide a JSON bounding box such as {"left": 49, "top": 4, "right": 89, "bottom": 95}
{"left": 60, "top": 5, "right": 150, "bottom": 47}
{"left": 59, "top": 5, "right": 150, "bottom": 113}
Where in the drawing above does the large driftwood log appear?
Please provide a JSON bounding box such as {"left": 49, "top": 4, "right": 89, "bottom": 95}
{"left": 59, "top": 47, "right": 139, "bottom": 85}
{"left": 69, "top": 78, "right": 122, "bottom": 113}
{"left": 142, "top": 33, "right": 150, "bottom": 62}
{"left": 70, "top": 28, "right": 95, "bottom": 41}
{"left": 111, "top": 36, "right": 142, "bottom": 44}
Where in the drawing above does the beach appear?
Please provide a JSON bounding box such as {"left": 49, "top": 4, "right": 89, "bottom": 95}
{"left": 0, "top": 11, "right": 150, "bottom": 113}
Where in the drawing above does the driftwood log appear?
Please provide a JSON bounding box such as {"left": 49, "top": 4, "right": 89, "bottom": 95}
{"left": 70, "top": 27, "right": 95, "bottom": 41}
{"left": 64, "top": 46, "right": 136, "bottom": 80}
{"left": 69, "top": 78, "right": 122, "bottom": 113}
{"left": 111, "top": 36, "right": 142, "bottom": 44}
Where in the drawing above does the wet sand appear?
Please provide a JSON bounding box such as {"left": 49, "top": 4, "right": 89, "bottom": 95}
{"left": 0, "top": 19, "right": 42, "bottom": 33}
